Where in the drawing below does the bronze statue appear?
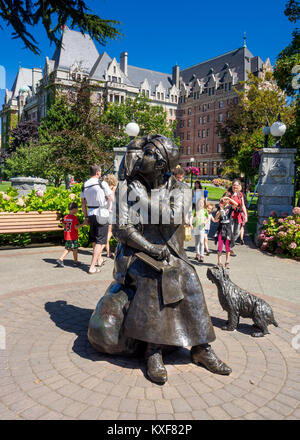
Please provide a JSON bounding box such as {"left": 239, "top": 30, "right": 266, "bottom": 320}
{"left": 88, "top": 134, "right": 231, "bottom": 383}
{"left": 207, "top": 266, "right": 278, "bottom": 337}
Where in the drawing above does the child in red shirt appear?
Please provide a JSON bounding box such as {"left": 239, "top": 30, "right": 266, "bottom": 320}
{"left": 56, "top": 202, "right": 84, "bottom": 267}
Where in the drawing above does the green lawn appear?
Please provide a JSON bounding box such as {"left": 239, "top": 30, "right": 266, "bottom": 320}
{"left": 206, "top": 186, "right": 226, "bottom": 201}
{"left": 0, "top": 181, "right": 11, "bottom": 192}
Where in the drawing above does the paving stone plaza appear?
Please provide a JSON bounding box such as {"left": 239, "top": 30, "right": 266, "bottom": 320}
{"left": 0, "top": 234, "right": 299, "bottom": 421}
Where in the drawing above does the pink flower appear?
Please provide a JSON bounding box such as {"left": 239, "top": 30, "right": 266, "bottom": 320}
{"left": 278, "top": 241, "right": 283, "bottom": 247}
{"left": 289, "top": 220, "right": 296, "bottom": 225}
{"left": 293, "top": 207, "right": 300, "bottom": 216}
{"left": 36, "top": 190, "right": 44, "bottom": 197}
{"left": 278, "top": 231, "right": 287, "bottom": 237}
{"left": 268, "top": 236, "right": 275, "bottom": 241}
{"left": 289, "top": 242, "right": 297, "bottom": 249}
{"left": 278, "top": 225, "right": 285, "bottom": 230}
{"left": 69, "top": 193, "right": 76, "bottom": 200}
{"left": 261, "top": 241, "right": 268, "bottom": 250}
{"left": 258, "top": 233, "right": 266, "bottom": 241}
{"left": 263, "top": 220, "right": 268, "bottom": 225}
{"left": 278, "top": 218, "right": 284, "bottom": 223}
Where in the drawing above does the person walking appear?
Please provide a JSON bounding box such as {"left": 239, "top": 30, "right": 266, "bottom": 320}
{"left": 204, "top": 187, "right": 208, "bottom": 203}
{"left": 81, "top": 164, "right": 113, "bottom": 274}
{"left": 215, "top": 196, "right": 238, "bottom": 269}
{"left": 56, "top": 202, "right": 84, "bottom": 267}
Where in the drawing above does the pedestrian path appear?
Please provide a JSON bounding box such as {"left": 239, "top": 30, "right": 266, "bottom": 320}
{"left": 0, "top": 238, "right": 299, "bottom": 420}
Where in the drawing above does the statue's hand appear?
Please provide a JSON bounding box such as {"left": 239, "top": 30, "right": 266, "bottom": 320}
{"left": 150, "top": 244, "right": 170, "bottom": 261}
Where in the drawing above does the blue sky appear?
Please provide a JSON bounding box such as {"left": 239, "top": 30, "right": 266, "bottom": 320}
{"left": 0, "top": 0, "right": 296, "bottom": 109}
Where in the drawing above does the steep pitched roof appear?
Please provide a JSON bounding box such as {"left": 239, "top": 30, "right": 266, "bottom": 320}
{"left": 181, "top": 47, "right": 255, "bottom": 84}
{"left": 52, "top": 28, "right": 99, "bottom": 73}
{"left": 11, "top": 68, "right": 33, "bottom": 98}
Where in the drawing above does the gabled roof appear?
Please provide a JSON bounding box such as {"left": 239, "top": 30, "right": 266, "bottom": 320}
{"left": 11, "top": 68, "right": 33, "bottom": 98}
{"left": 127, "top": 65, "right": 173, "bottom": 95}
{"left": 181, "top": 47, "right": 255, "bottom": 85}
{"left": 52, "top": 28, "right": 99, "bottom": 73}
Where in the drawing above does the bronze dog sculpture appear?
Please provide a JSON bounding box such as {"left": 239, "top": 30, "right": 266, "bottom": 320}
{"left": 207, "top": 266, "right": 278, "bottom": 337}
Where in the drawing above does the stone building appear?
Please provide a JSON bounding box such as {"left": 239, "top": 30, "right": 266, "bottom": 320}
{"left": 175, "top": 45, "right": 271, "bottom": 177}
{"left": 0, "top": 27, "right": 179, "bottom": 151}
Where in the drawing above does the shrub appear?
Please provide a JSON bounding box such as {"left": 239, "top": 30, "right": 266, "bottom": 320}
{"left": 257, "top": 210, "right": 300, "bottom": 259}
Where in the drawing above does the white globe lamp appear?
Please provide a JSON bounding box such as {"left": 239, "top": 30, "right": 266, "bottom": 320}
{"left": 270, "top": 116, "right": 286, "bottom": 148}
{"left": 125, "top": 121, "right": 140, "bottom": 137}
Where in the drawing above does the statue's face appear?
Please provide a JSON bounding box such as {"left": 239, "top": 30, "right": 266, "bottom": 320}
{"left": 138, "top": 143, "right": 161, "bottom": 176}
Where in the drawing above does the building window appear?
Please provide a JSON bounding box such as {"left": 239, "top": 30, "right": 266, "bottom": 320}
{"left": 187, "top": 133, "right": 191, "bottom": 140}
{"left": 218, "top": 113, "right": 223, "bottom": 122}
{"left": 206, "top": 128, "right": 210, "bottom": 136}
{"left": 201, "top": 144, "right": 205, "bottom": 154}
{"left": 188, "top": 108, "right": 192, "bottom": 115}
{"left": 217, "top": 143, "right": 222, "bottom": 153}
{"left": 161, "top": 93, "right": 164, "bottom": 101}
{"left": 198, "top": 117, "right": 202, "bottom": 124}
{"left": 224, "top": 83, "right": 227, "bottom": 92}
{"left": 198, "top": 130, "right": 201, "bottom": 138}
{"left": 202, "top": 129, "right": 206, "bottom": 138}
{"left": 233, "top": 97, "right": 238, "bottom": 104}
{"left": 197, "top": 145, "right": 201, "bottom": 153}
{"left": 228, "top": 82, "right": 232, "bottom": 91}
{"left": 157, "top": 92, "right": 160, "bottom": 100}
{"left": 203, "top": 104, "right": 207, "bottom": 112}
{"left": 226, "top": 111, "right": 230, "bottom": 118}
{"left": 213, "top": 161, "right": 217, "bottom": 175}
{"left": 219, "top": 100, "right": 223, "bottom": 108}
{"left": 197, "top": 92, "right": 200, "bottom": 99}
{"left": 179, "top": 120, "right": 184, "bottom": 128}
{"left": 206, "top": 144, "right": 209, "bottom": 152}
{"left": 187, "top": 147, "right": 191, "bottom": 155}
{"left": 203, "top": 162, "right": 208, "bottom": 175}
{"left": 113, "top": 66, "right": 116, "bottom": 74}
{"left": 187, "top": 119, "right": 191, "bottom": 127}
{"left": 207, "top": 115, "right": 210, "bottom": 123}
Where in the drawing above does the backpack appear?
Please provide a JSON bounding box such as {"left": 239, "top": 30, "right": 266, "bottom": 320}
{"left": 82, "top": 180, "right": 109, "bottom": 224}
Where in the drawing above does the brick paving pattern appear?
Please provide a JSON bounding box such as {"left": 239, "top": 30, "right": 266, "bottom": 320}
{"left": 0, "top": 244, "right": 299, "bottom": 420}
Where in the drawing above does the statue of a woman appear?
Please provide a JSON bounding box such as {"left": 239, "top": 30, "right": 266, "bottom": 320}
{"left": 88, "top": 134, "right": 231, "bottom": 383}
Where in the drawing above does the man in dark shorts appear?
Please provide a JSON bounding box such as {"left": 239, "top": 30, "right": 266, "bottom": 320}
{"left": 81, "top": 164, "right": 113, "bottom": 274}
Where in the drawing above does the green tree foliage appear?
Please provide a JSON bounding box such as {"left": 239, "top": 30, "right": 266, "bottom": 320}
{"left": 219, "top": 70, "right": 294, "bottom": 180}
{"left": 273, "top": 1, "right": 300, "bottom": 186}
{"left": 101, "top": 95, "right": 179, "bottom": 150}
{"left": 0, "top": 0, "right": 121, "bottom": 55}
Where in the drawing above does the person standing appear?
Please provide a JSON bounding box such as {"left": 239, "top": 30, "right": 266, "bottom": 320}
{"left": 81, "top": 164, "right": 113, "bottom": 274}
{"left": 225, "top": 179, "right": 248, "bottom": 256}
{"left": 204, "top": 187, "right": 209, "bottom": 203}
{"left": 192, "top": 180, "right": 203, "bottom": 210}
{"left": 191, "top": 198, "right": 207, "bottom": 262}
{"left": 104, "top": 174, "right": 118, "bottom": 258}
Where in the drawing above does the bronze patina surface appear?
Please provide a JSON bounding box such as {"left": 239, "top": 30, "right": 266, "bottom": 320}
{"left": 88, "top": 134, "right": 231, "bottom": 382}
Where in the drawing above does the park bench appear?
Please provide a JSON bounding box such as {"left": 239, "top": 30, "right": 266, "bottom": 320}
{"left": 0, "top": 211, "right": 62, "bottom": 234}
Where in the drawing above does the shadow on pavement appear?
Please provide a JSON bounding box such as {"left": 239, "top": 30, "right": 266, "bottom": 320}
{"left": 43, "top": 258, "right": 90, "bottom": 273}
{"left": 44, "top": 300, "right": 194, "bottom": 381}
{"left": 211, "top": 315, "right": 256, "bottom": 336}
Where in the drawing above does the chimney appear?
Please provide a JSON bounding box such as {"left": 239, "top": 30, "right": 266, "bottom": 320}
{"left": 32, "top": 67, "right": 43, "bottom": 94}
{"left": 120, "top": 51, "right": 128, "bottom": 76}
{"left": 172, "top": 65, "right": 180, "bottom": 89}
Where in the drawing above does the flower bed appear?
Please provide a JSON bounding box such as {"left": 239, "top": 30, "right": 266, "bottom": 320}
{"left": 257, "top": 208, "right": 300, "bottom": 259}
{"left": 211, "top": 178, "right": 232, "bottom": 188}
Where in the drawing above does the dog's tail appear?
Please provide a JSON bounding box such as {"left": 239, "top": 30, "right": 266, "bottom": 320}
{"left": 272, "top": 318, "right": 279, "bottom": 327}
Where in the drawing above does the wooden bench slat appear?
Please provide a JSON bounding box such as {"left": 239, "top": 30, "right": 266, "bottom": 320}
{"left": 0, "top": 211, "right": 63, "bottom": 234}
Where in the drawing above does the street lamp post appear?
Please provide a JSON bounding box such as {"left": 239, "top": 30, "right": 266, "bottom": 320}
{"left": 263, "top": 122, "right": 270, "bottom": 148}
{"left": 190, "top": 157, "right": 195, "bottom": 188}
{"left": 270, "top": 115, "right": 286, "bottom": 148}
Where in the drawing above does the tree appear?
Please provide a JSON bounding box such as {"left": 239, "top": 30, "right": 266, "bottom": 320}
{"left": 8, "top": 120, "right": 40, "bottom": 154}
{"left": 218, "top": 69, "right": 295, "bottom": 181}
{"left": 101, "top": 95, "right": 179, "bottom": 150}
{"left": 0, "top": 0, "right": 121, "bottom": 55}
{"left": 273, "top": 1, "right": 300, "bottom": 190}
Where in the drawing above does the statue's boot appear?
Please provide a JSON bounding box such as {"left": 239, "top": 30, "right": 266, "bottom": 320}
{"left": 191, "top": 344, "right": 232, "bottom": 375}
{"left": 145, "top": 343, "right": 167, "bottom": 384}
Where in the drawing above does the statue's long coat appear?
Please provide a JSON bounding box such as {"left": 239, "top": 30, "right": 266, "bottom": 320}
{"left": 111, "top": 176, "right": 216, "bottom": 347}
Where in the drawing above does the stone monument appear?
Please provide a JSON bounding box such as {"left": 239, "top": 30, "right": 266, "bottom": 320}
{"left": 10, "top": 177, "right": 48, "bottom": 197}
{"left": 255, "top": 147, "right": 297, "bottom": 243}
